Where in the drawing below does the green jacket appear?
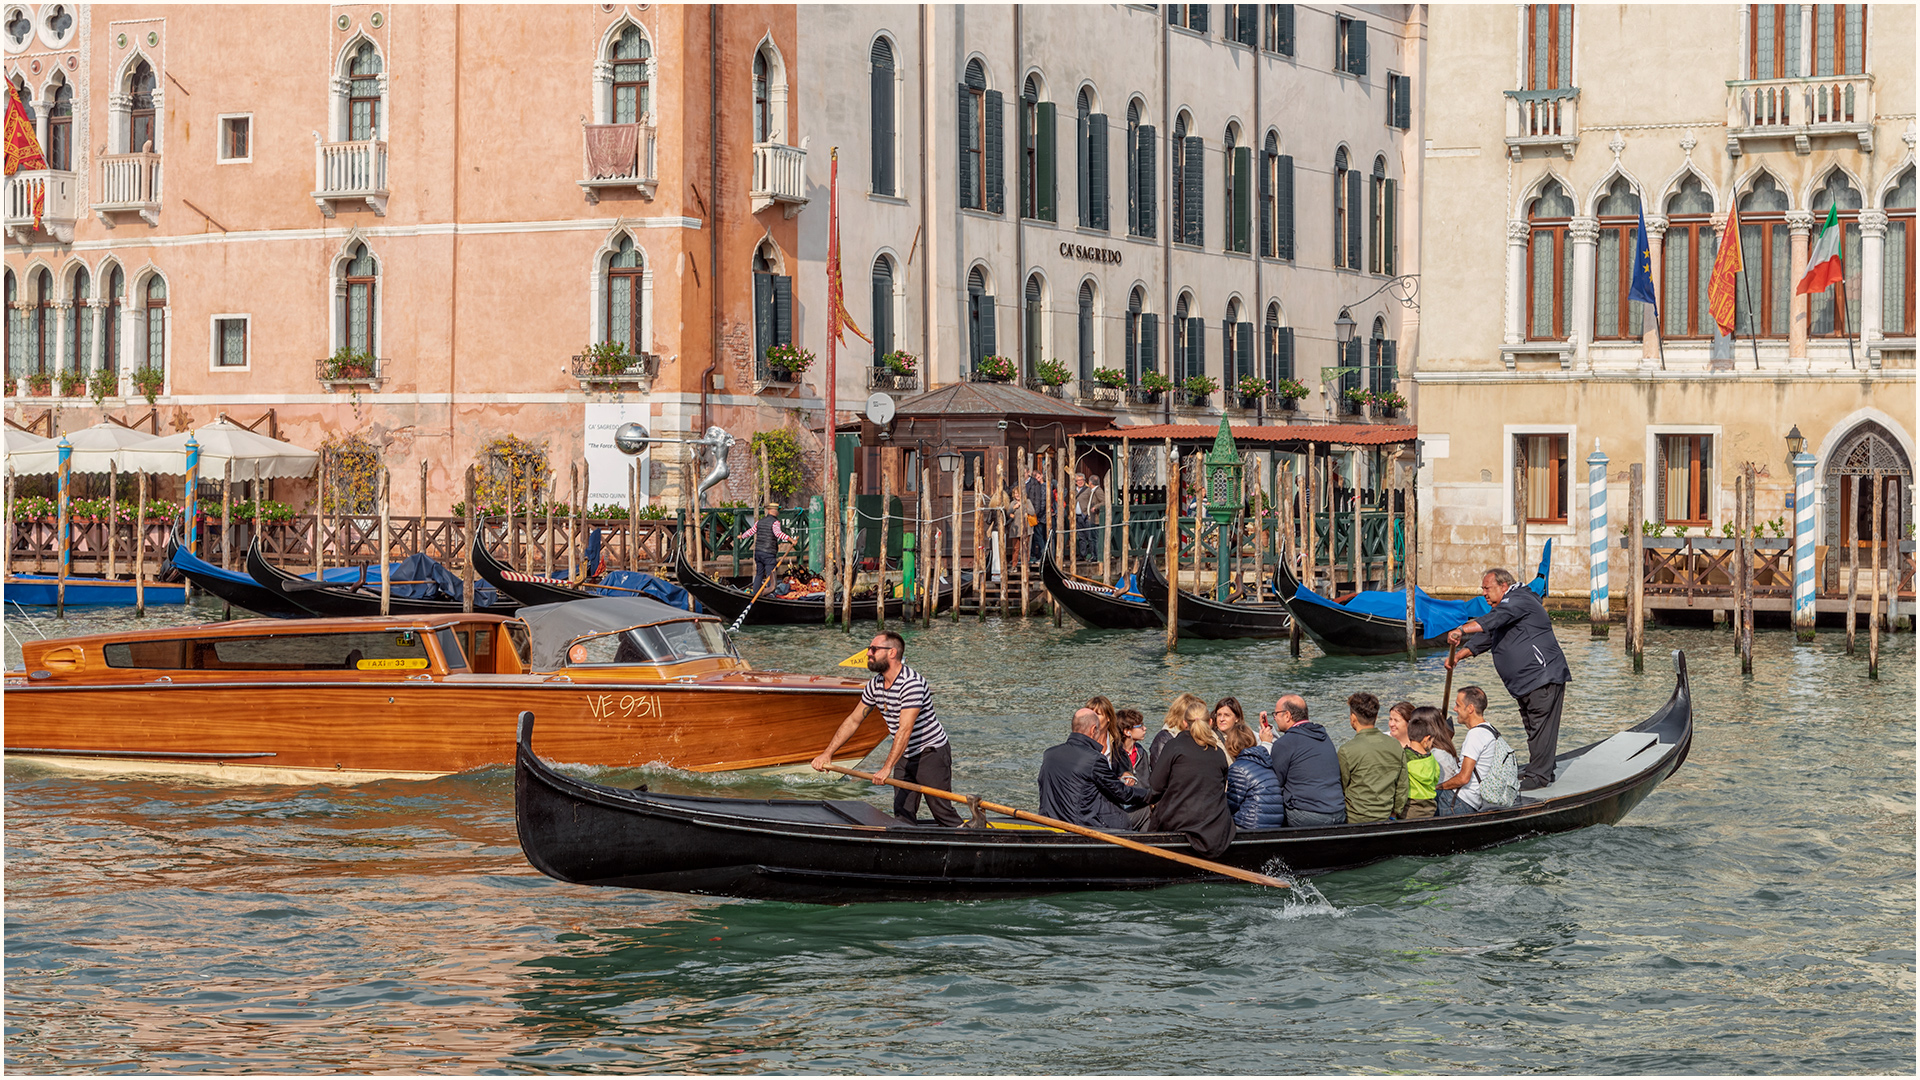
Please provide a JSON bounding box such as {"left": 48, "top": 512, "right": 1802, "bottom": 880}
{"left": 1338, "top": 727, "right": 1409, "bottom": 823}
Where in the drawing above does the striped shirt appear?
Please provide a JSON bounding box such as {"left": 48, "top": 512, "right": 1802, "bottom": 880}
{"left": 861, "top": 664, "right": 948, "bottom": 757}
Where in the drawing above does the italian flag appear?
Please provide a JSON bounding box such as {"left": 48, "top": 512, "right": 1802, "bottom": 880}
{"left": 1795, "top": 204, "right": 1844, "bottom": 295}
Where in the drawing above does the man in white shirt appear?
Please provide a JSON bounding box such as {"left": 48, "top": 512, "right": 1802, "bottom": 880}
{"left": 812, "top": 631, "right": 962, "bottom": 826}
{"left": 1435, "top": 685, "right": 1513, "bottom": 811}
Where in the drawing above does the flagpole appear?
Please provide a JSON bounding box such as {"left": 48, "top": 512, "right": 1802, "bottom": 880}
{"left": 825, "top": 148, "right": 840, "bottom": 577}
{"left": 1737, "top": 269, "right": 1761, "bottom": 370}
{"left": 1839, "top": 275, "right": 1856, "bottom": 369}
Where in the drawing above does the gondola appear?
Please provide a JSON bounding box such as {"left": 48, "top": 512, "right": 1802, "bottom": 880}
{"left": 166, "top": 541, "right": 365, "bottom": 618}
{"left": 245, "top": 542, "right": 520, "bottom": 618}
{"left": 473, "top": 538, "right": 699, "bottom": 612}
{"left": 1275, "top": 540, "right": 1553, "bottom": 657}
{"left": 1136, "top": 547, "right": 1294, "bottom": 639}
{"left": 514, "top": 651, "right": 1695, "bottom": 903}
{"left": 1040, "top": 549, "right": 1162, "bottom": 630}
{"left": 671, "top": 543, "right": 950, "bottom": 625}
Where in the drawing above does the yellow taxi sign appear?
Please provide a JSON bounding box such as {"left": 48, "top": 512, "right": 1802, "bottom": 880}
{"left": 838, "top": 650, "right": 869, "bottom": 668}
{"left": 357, "top": 657, "right": 430, "bottom": 671}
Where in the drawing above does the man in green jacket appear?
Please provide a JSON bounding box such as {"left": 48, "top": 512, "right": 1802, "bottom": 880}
{"left": 1336, "top": 692, "right": 1408, "bottom": 823}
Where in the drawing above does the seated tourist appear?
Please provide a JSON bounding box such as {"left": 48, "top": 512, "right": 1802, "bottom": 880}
{"left": 1402, "top": 709, "right": 1444, "bottom": 820}
{"left": 1267, "top": 694, "right": 1346, "bottom": 827}
{"left": 1110, "top": 707, "right": 1151, "bottom": 782}
{"left": 1336, "top": 692, "right": 1408, "bottom": 824}
{"left": 1037, "top": 707, "right": 1151, "bottom": 832}
{"left": 1416, "top": 705, "right": 1464, "bottom": 816}
{"left": 1151, "top": 692, "right": 1207, "bottom": 762}
{"left": 1435, "top": 686, "right": 1521, "bottom": 812}
{"left": 1223, "top": 720, "right": 1286, "bottom": 830}
{"left": 1146, "top": 705, "right": 1236, "bottom": 856}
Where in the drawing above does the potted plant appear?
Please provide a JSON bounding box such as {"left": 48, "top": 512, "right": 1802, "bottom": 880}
{"left": 88, "top": 368, "right": 117, "bottom": 406}
{"left": 974, "top": 353, "right": 1017, "bottom": 382}
{"left": 764, "top": 342, "right": 814, "bottom": 381}
{"left": 55, "top": 368, "right": 84, "bottom": 397}
{"left": 26, "top": 372, "right": 51, "bottom": 397}
{"left": 1181, "top": 374, "right": 1218, "bottom": 407}
{"left": 322, "top": 346, "right": 377, "bottom": 382}
{"left": 1035, "top": 358, "right": 1071, "bottom": 392}
{"left": 882, "top": 350, "right": 918, "bottom": 376}
{"left": 1341, "top": 386, "right": 1371, "bottom": 415}
{"left": 1137, "top": 370, "right": 1173, "bottom": 402}
{"left": 1271, "top": 378, "right": 1309, "bottom": 410}
{"left": 127, "top": 366, "right": 162, "bottom": 403}
{"left": 1373, "top": 390, "right": 1407, "bottom": 418}
{"left": 1236, "top": 375, "right": 1270, "bottom": 408}
{"left": 583, "top": 340, "right": 634, "bottom": 386}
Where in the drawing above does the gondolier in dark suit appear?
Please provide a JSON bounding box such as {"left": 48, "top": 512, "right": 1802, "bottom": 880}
{"left": 1445, "top": 567, "right": 1571, "bottom": 790}
{"left": 812, "top": 630, "right": 963, "bottom": 826}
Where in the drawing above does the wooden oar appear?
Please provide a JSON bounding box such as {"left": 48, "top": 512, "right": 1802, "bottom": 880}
{"left": 1440, "top": 647, "right": 1457, "bottom": 726}
{"left": 822, "top": 764, "right": 1289, "bottom": 890}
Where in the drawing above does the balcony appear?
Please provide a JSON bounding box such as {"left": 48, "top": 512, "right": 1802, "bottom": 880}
{"left": 315, "top": 354, "right": 384, "bottom": 391}
{"left": 578, "top": 121, "right": 658, "bottom": 204}
{"left": 94, "top": 152, "right": 163, "bottom": 228}
{"left": 1503, "top": 87, "right": 1580, "bottom": 160}
{"left": 5, "top": 169, "right": 78, "bottom": 245}
{"left": 750, "top": 142, "right": 807, "bottom": 217}
{"left": 1726, "top": 74, "right": 1874, "bottom": 157}
{"left": 866, "top": 368, "right": 919, "bottom": 393}
{"left": 312, "top": 137, "right": 389, "bottom": 217}
{"left": 571, "top": 349, "right": 659, "bottom": 391}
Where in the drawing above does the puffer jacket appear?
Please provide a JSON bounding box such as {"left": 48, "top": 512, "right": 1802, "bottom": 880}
{"left": 1225, "top": 744, "right": 1288, "bottom": 830}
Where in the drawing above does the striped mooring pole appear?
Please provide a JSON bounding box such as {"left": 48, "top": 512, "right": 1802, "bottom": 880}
{"left": 1587, "top": 444, "right": 1609, "bottom": 635}
{"left": 1792, "top": 451, "right": 1818, "bottom": 641}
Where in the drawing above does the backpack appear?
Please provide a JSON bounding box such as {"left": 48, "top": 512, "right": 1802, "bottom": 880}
{"left": 1475, "top": 724, "right": 1521, "bottom": 808}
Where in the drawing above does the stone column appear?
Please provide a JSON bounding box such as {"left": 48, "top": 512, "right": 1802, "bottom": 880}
{"left": 1859, "top": 209, "right": 1888, "bottom": 365}
{"left": 1505, "top": 220, "right": 1529, "bottom": 346}
{"left": 1792, "top": 450, "right": 1817, "bottom": 640}
{"left": 1587, "top": 444, "right": 1610, "bottom": 631}
{"left": 1787, "top": 210, "right": 1814, "bottom": 362}
{"left": 1568, "top": 216, "right": 1600, "bottom": 367}
{"left": 1641, "top": 216, "right": 1667, "bottom": 363}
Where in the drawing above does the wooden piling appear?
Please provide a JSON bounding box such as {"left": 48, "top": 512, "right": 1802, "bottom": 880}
{"left": 1847, "top": 479, "right": 1860, "bottom": 655}
{"left": 1119, "top": 437, "right": 1132, "bottom": 586}
{"left": 919, "top": 466, "right": 933, "bottom": 624}
{"left": 950, "top": 456, "right": 963, "bottom": 622}
{"left": 1053, "top": 448, "right": 1066, "bottom": 626}
{"left": 135, "top": 470, "right": 147, "bottom": 616}
{"left": 824, "top": 450, "right": 839, "bottom": 625}
{"left": 1018, "top": 448, "right": 1032, "bottom": 617}
{"left": 1513, "top": 463, "right": 1527, "bottom": 586}
{"left": 1165, "top": 441, "right": 1179, "bottom": 653}
{"left": 1350, "top": 455, "right": 1362, "bottom": 593}
{"left": 378, "top": 465, "right": 392, "bottom": 616}
{"left": 1628, "top": 462, "right": 1644, "bottom": 668}
{"left": 543, "top": 474, "right": 557, "bottom": 578}
{"left": 107, "top": 461, "right": 119, "bottom": 581}
{"left": 314, "top": 454, "right": 327, "bottom": 576}
{"left": 419, "top": 458, "right": 429, "bottom": 563}
{"left": 842, "top": 486, "right": 859, "bottom": 628}
{"left": 1286, "top": 462, "right": 1302, "bottom": 657}
{"left": 253, "top": 463, "right": 265, "bottom": 572}
{"left": 994, "top": 454, "right": 1009, "bottom": 616}
{"left": 1742, "top": 462, "right": 1756, "bottom": 673}
{"left": 1403, "top": 455, "right": 1418, "bottom": 657}
{"left": 463, "top": 465, "right": 477, "bottom": 613}
{"left": 1869, "top": 468, "right": 1882, "bottom": 678}
{"left": 568, "top": 462, "right": 579, "bottom": 584}
{"left": 877, "top": 461, "right": 891, "bottom": 628}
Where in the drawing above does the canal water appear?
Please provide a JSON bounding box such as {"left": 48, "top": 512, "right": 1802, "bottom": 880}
{"left": 5, "top": 601, "right": 1913, "bottom": 1073}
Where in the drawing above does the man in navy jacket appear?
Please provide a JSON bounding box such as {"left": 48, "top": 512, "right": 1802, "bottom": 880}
{"left": 1037, "top": 708, "right": 1151, "bottom": 831}
{"left": 1447, "top": 566, "right": 1572, "bottom": 790}
{"left": 1263, "top": 694, "right": 1347, "bottom": 826}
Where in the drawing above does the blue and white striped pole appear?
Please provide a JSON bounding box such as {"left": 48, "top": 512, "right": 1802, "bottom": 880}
{"left": 184, "top": 435, "right": 201, "bottom": 555}
{"left": 1587, "top": 444, "right": 1609, "bottom": 634}
{"left": 56, "top": 435, "right": 72, "bottom": 617}
{"left": 1792, "top": 450, "right": 1817, "bottom": 640}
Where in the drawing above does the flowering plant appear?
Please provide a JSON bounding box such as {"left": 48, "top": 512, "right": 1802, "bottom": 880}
{"left": 1271, "top": 378, "right": 1310, "bottom": 400}
{"left": 1035, "top": 359, "right": 1071, "bottom": 386}
{"left": 1092, "top": 366, "right": 1129, "bottom": 389}
{"left": 764, "top": 342, "right": 815, "bottom": 376}
{"left": 975, "top": 354, "right": 1017, "bottom": 382}
{"left": 1236, "top": 376, "right": 1270, "bottom": 398}
{"left": 1182, "top": 374, "right": 1219, "bottom": 397}
{"left": 1139, "top": 370, "right": 1174, "bottom": 392}
{"left": 1373, "top": 390, "right": 1407, "bottom": 410}
{"left": 881, "top": 350, "right": 918, "bottom": 375}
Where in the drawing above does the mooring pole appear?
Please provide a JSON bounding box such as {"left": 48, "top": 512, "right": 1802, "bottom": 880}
{"left": 1869, "top": 468, "right": 1882, "bottom": 679}
{"left": 1629, "top": 462, "right": 1645, "bottom": 670}
{"left": 1587, "top": 445, "right": 1610, "bottom": 636}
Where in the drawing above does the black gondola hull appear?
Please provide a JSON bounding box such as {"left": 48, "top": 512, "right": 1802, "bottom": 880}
{"left": 471, "top": 538, "right": 598, "bottom": 607}
{"left": 1271, "top": 559, "right": 1449, "bottom": 656}
{"left": 1040, "top": 552, "right": 1162, "bottom": 630}
{"left": 168, "top": 542, "right": 313, "bottom": 618}
{"left": 515, "top": 653, "right": 1693, "bottom": 903}
{"left": 1136, "top": 553, "right": 1294, "bottom": 639}
{"left": 671, "top": 545, "right": 948, "bottom": 625}
{"left": 245, "top": 543, "right": 520, "bottom": 618}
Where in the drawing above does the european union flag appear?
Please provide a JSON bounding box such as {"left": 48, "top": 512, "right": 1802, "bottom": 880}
{"left": 1629, "top": 202, "right": 1659, "bottom": 310}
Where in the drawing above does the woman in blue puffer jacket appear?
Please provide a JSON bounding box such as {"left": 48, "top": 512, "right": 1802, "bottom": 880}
{"left": 1223, "top": 720, "right": 1287, "bottom": 829}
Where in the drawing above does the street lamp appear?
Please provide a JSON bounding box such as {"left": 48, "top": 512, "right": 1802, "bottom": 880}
{"left": 1203, "top": 416, "right": 1243, "bottom": 602}
{"left": 1785, "top": 424, "right": 1806, "bottom": 460}
{"left": 1334, "top": 308, "right": 1357, "bottom": 347}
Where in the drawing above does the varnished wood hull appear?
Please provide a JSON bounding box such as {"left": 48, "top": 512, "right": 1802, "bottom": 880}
{"left": 4, "top": 675, "right": 884, "bottom": 779}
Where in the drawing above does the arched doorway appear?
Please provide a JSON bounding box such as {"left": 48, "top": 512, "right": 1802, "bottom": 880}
{"left": 1822, "top": 421, "right": 1911, "bottom": 592}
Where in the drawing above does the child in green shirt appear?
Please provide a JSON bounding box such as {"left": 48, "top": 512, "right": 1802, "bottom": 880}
{"left": 1389, "top": 701, "right": 1438, "bottom": 819}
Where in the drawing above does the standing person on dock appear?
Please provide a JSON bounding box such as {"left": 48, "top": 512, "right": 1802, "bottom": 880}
{"left": 812, "top": 631, "right": 962, "bottom": 826}
{"left": 1024, "top": 463, "right": 1049, "bottom": 567}
{"left": 747, "top": 503, "right": 794, "bottom": 592}
{"left": 1445, "top": 567, "right": 1571, "bottom": 790}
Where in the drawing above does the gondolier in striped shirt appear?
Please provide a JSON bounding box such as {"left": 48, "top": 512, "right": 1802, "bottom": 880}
{"left": 812, "top": 631, "right": 963, "bottom": 826}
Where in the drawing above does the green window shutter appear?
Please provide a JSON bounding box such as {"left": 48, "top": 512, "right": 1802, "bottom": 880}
{"left": 1232, "top": 146, "right": 1252, "bottom": 253}
{"left": 1279, "top": 5, "right": 1295, "bottom": 55}
{"left": 1383, "top": 178, "right": 1396, "bottom": 275}
{"left": 1191, "top": 3, "right": 1209, "bottom": 34}
{"left": 872, "top": 66, "right": 895, "bottom": 195}
{"left": 1258, "top": 151, "right": 1272, "bottom": 256}
{"left": 1183, "top": 135, "right": 1205, "bottom": 246}
{"left": 1382, "top": 339, "right": 1398, "bottom": 392}
{"left": 1239, "top": 3, "right": 1257, "bottom": 46}
{"left": 1350, "top": 19, "right": 1368, "bottom": 76}
{"left": 1187, "top": 316, "right": 1205, "bottom": 382}
{"left": 1369, "top": 176, "right": 1381, "bottom": 273}
{"left": 1136, "top": 125, "right": 1156, "bottom": 238}
{"left": 1393, "top": 75, "right": 1412, "bottom": 130}
{"left": 1140, "top": 312, "right": 1158, "bottom": 375}
{"left": 1346, "top": 168, "right": 1362, "bottom": 269}
{"left": 1018, "top": 101, "right": 1031, "bottom": 219}
{"left": 1076, "top": 110, "right": 1091, "bottom": 227}
{"left": 772, "top": 276, "right": 794, "bottom": 346}
{"left": 1089, "top": 114, "right": 1108, "bottom": 231}
{"left": 958, "top": 86, "right": 976, "bottom": 210}
{"left": 1024, "top": 300, "right": 1042, "bottom": 379}
{"left": 1276, "top": 325, "right": 1294, "bottom": 381}
{"left": 979, "top": 295, "right": 997, "bottom": 359}
{"left": 753, "top": 272, "right": 774, "bottom": 362}
{"left": 984, "top": 90, "right": 1005, "bottom": 214}
{"left": 1036, "top": 101, "right": 1057, "bottom": 222}
{"left": 1275, "top": 154, "right": 1294, "bottom": 260}
{"left": 1236, "top": 321, "right": 1253, "bottom": 382}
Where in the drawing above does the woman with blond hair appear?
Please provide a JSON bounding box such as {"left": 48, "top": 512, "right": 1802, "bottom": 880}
{"left": 1146, "top": 698, "right": 1236, "bottom": 856}
{"left": 1150, "top": 692, "right": 1207, "bottom": 761}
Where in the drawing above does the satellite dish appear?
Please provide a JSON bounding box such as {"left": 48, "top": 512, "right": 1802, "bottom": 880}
{"left": 614, "top": 422, "right": 651, "bottom": 456}
{"left": 865, "top": 393, "right": 896, "bottom": 426}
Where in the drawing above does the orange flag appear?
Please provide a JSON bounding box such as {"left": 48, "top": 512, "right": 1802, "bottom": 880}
{"left": 825, "top": 149, "right": 870, "bottom": 348}
{"left": 1707, "top": 201, "right": 1744, "bottom": 336}
{"left": 5, "top": 82, "right": 48, "bottom": 176}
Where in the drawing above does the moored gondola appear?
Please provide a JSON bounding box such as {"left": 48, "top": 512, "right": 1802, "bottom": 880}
{"left": 472, "top": 537, "right": 599, "bottom": 606}
{"left": 168, "top": 541, "right": 365, "bottom": 618}
{"left": 246, "top": 542, "right": 520, "bottom": 617}
{"left": 1275, "top": 540, "right": 1553, "bottom": 657}
{"left": 515, "top": 651, "right": 1695, "bottom": 903}
{"left": 1040, "top": 549, "right": 1161, "bottom": 630}
{"left": 1136, "top": 547, "right": 1293, "bottom": 639}
{"left": 671, "top": 542, "right": 948, "bottom": 624}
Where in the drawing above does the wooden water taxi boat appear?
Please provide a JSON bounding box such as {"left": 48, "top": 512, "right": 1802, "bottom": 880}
{"left": 1040, "top": 550, "right": 1161, "bottom": 630}
{"left": 515, "top": 652, "right": 1695, "bottom": 903}
{"left": 4, "top": 595, "right": 884, "bottom": 783}
{"left": 1137, "top": 549, "right": 1294, "bottom": 639}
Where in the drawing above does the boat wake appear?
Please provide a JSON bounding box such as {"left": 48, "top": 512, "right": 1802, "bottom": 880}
{"left": 1260, "top": 857, "right": 1342, "bottom": 919}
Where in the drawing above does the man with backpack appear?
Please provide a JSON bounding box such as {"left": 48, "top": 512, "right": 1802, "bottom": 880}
{"left": 1445, "top": 566, "right": 1572, "bottom": 790}
{"left": 1436, "top": 686, "right": 1519, "bottom": 811}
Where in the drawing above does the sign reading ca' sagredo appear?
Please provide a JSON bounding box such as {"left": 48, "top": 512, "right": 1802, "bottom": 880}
{"left": 1059, "top": 242, "right": 1123, "bottom": 265}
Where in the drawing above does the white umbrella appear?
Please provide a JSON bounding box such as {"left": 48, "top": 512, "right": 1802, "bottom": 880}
{"left": 5, "top": 421, "right": 157, "bottom": 475}
{"left": 118, "top": 419, "right": 320, "bottom": 479}
{"left": 4, "top": 427, "right": 53, "bottom": 464}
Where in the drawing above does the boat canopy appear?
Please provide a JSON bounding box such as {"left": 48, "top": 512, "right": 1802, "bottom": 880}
{"left": 1287, "top": 538, "right": 1553, "bottom": 637}
{"left": 517, "top": 596, "right": 725, "bottom": 670}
